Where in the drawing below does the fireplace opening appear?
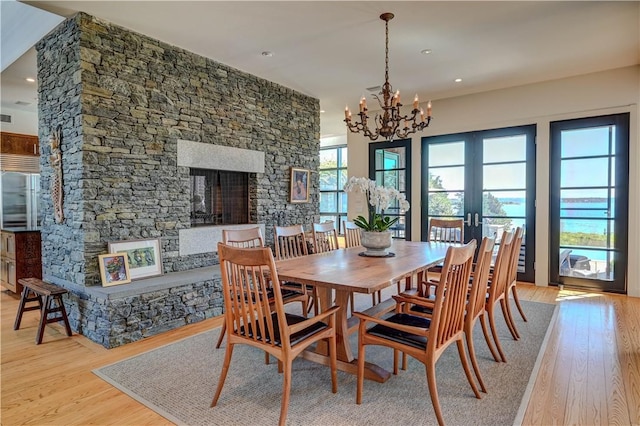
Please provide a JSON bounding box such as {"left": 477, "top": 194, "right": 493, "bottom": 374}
{"left": 189, "top": 168, "right": 249, "bottom": 226}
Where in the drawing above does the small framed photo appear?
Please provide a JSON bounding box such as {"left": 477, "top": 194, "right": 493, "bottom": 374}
{"left": 98, "top": 253, "right": 131, "bottom": 287}
{"left": 108, "top": 238, "right": 163, "bottom": 280}
{"left": 290, "top": 167, "right": 310, "bottom": 203}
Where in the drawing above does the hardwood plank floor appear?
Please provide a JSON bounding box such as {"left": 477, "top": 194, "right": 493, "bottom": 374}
{"left": 1, "top": 284, "right": 639, "bottom": 425}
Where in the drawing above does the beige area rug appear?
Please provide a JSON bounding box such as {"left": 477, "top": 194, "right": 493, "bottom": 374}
{"left": 94, "top": 300, "right": 557, "bottom": 426}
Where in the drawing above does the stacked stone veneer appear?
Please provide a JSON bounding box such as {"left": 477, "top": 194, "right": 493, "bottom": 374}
{"left": 36, "top": 13, "right": 319, "bottom": 348}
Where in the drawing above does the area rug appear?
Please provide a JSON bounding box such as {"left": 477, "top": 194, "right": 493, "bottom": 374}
{"left": 94, "top": 300, "right": 557, "bottom": 426}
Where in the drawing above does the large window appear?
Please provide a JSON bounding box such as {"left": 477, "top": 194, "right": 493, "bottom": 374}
{"left": 319, "top": 146, "right": 348, "bottom": 232}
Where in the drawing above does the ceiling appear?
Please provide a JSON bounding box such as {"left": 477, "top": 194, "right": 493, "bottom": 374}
{"left": 2, "top": 1, "right": 639, "bottom": 138}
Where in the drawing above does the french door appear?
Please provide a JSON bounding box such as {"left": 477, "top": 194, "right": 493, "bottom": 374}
{"left": 549, "top": 113, "right": 629, "bottom": 293}
{"left": 369, "top": 139, "right": 411, "bottom": 240}
{"left": 422, "top": 125, "right": 536, "bottom": 282}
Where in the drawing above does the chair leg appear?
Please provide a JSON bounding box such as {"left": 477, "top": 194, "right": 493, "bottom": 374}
{"left": 278, "top": 359, "right": 293, "bottom": 426}
{"left": 425, "top": 356, "right": 445, "bottom": 426}
{"left": 328, "top": 334, "right": 338, "bottom": 393}
{"left": 465, "top": 323, "right": 487, "bottom": 393}
{"left": 211, "top": 343, "right": 235, "bottom": 407}
{"left": 349, "top": 293, "right": 355, "bottom": 315}
{"left": 487, "top": 305, "right": 507, "bottom": 362}
{"left": 215, "top": 322, "right": 227, "bottom": 349}
{"left": 356, "top": 339, "right": 366, "bottom": 404}
{"left": 479, "top": 313, "right": 501, "bottom": 362}
{"left": 504, "top": 296, "right": 520, "bottom": 340}
{"left": 500, "top": 298, "right": 520, "bottom": 340}
{"left": 511, "top": 285, "right": 528, "bottom": 321}
{"left": 456, "top": 339, "right": 481, "bottom": 399}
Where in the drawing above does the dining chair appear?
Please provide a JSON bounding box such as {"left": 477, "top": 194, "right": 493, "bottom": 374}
{"left": 427, "top": 218, "right": 465, "bottom": 243}
{"left": 274, "top": 225, "right": 318, "bottom": 315}
{"left": 504, "top": 226, "right": 527, "bottom": 340}
{"left": 212, "top": 243, "right": 339, "bottom": 426}
{"left": 418, "top": 218, "right": 466, "bottom": 297}
{"left": 354, "top": 241, "right": 480, "bottom": 426}
{"left": 462, "top": 236, "right": 496, "bottom": 392}
{"left": 312, "top": 221, "right": 340, "bottom": 253}
{"left": 215, "top": 227, "right": 310, "bottom": 350}
{"left": 343, "top": 220, "right": 362, "bottom": 249}
{"left": 398, "top": 237, "right": 497, "bottom": 393}
{"left": 484, "top": 230, "right": 516, "bottom": 362}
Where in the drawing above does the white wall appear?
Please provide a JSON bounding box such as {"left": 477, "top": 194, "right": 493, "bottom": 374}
{"left": 0, "top": 106, "right": 37, "bottom": 135}
{"left": 347, "top": 65, "right": 640, "bottom": 297}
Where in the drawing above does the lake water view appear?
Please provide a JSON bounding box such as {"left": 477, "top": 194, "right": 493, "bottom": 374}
{"left": 499, "top": 197, "right": 612, "bottom": 261}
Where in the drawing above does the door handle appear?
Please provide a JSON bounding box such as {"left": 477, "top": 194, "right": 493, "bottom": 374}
{"left": 474, "top": 213, "right": 483, "bottom": 227}
{"left": 464, "top": 213, "right": 472, "bottom": 226}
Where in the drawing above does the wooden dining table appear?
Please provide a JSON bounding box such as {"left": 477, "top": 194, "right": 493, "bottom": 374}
{"left": 275, "top": 240, "right": 453, "bottom": 383}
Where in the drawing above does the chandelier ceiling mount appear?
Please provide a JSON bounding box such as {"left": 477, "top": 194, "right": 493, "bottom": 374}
{"left": 344, "top": 12, "right": 432, "bottom": 142}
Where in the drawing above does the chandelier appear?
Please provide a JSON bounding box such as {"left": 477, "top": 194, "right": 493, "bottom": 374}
{"left": 344, "top": 12, "right": 432, "bottom": 141}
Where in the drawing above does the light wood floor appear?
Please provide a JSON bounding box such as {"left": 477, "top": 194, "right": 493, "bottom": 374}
{"left": 1, "top": 284, "right": 639, "bottom": 425}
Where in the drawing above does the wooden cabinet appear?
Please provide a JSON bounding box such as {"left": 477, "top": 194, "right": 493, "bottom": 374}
{"left": 0, "top": 132, "right": 39, "bottom": 156}
{"left": 1, "top": 230, "right": 41, "bottom": 295}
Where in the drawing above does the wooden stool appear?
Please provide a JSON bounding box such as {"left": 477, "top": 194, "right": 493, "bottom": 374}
{"left": 14, "top": 278, "right": 72, "bottom": 344}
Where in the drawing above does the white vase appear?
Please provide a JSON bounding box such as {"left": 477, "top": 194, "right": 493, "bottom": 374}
{"left": 361, "top": 231, "right": 393, "bottom": 257}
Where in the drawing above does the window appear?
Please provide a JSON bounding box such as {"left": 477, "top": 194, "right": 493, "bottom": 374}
{"left": 189, "top": 169, "right": 248, "bottom": 227}
{"left": 319, "top": 146, "right": 348, "bottom": 232}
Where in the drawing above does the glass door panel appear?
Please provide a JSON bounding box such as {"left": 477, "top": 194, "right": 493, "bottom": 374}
{"left": 422, "top": 125, "right": 536, "bottom": 282}
{"left": 550, "top": 114, "right": 629, "bottom": 293}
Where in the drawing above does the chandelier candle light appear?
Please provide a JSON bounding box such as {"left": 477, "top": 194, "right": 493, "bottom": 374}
{"left": 343, "top": 176, "right": 410, "bottom": 256}
{"left": 344, "top": 12, "right": 432, "bottom": 142}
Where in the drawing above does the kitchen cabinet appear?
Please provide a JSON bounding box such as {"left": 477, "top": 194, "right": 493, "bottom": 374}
{"left": 0, "top": 132, "right": 39, "bottom": 156}
{"left": 1, "top": 229, "right": 41, "bottom": 295}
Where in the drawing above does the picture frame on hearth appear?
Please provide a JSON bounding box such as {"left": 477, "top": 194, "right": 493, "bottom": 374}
{"left": 98, "top": 253, "right": 131, "bottom": 287}
{"left": 108, "top": 238, "right": 163, "bottom": 280}
{"left": 290, "top": 167, "right": 310, "bottom": 203}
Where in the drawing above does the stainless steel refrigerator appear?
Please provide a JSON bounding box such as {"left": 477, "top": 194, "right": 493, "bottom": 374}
{"left": 0, "top": 155, "right": 41, "bottom": 229}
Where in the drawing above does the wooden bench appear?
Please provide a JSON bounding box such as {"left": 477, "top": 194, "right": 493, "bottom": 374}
{"left": 14, "top": 278, "right": 72, "bottom": 344}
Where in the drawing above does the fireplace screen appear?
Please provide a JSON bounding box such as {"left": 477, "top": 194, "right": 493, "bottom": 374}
{"left": 189, "top": 168, "right": 249, "bottom": 226}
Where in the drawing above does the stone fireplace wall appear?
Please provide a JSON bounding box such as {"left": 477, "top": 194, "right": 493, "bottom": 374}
{"left": 36, "top": 13, "right": 319, "bottom": 347}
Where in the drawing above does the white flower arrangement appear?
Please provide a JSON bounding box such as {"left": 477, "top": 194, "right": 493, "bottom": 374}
{"left": 343, "top": 176, "right": 410, "bottom": 232}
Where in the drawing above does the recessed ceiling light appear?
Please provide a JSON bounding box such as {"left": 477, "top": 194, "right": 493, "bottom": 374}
{"left": 261, "top": 51, "right": 273, "bottom": 57}
{"left": 420, "top": 49, "right": 432, "bottom": 55}
{"left": 25, "top": 77, "right": 35, "bottom": 83}
{"left": 454, "top": 78, "right": 463, "bottom": 83}
{"left": 320, "top": 110, "right": 325, "bottom": 113}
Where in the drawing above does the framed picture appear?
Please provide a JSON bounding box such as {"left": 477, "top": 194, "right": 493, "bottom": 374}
{"left": 98, "top": 253, "right": 131, "bottom": 286}
{"left": 290, "top": 167, "right": 310, "bottom": 203}
{"left": 108, "top": 238, "right": 163, "bottom": 280}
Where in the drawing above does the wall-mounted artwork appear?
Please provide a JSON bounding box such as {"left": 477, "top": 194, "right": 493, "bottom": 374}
{"left": 290, "top": 167, "right": 310, "bottom": 203}
{"left": 108, "top": 238, "right": 163, "bottom": 280}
